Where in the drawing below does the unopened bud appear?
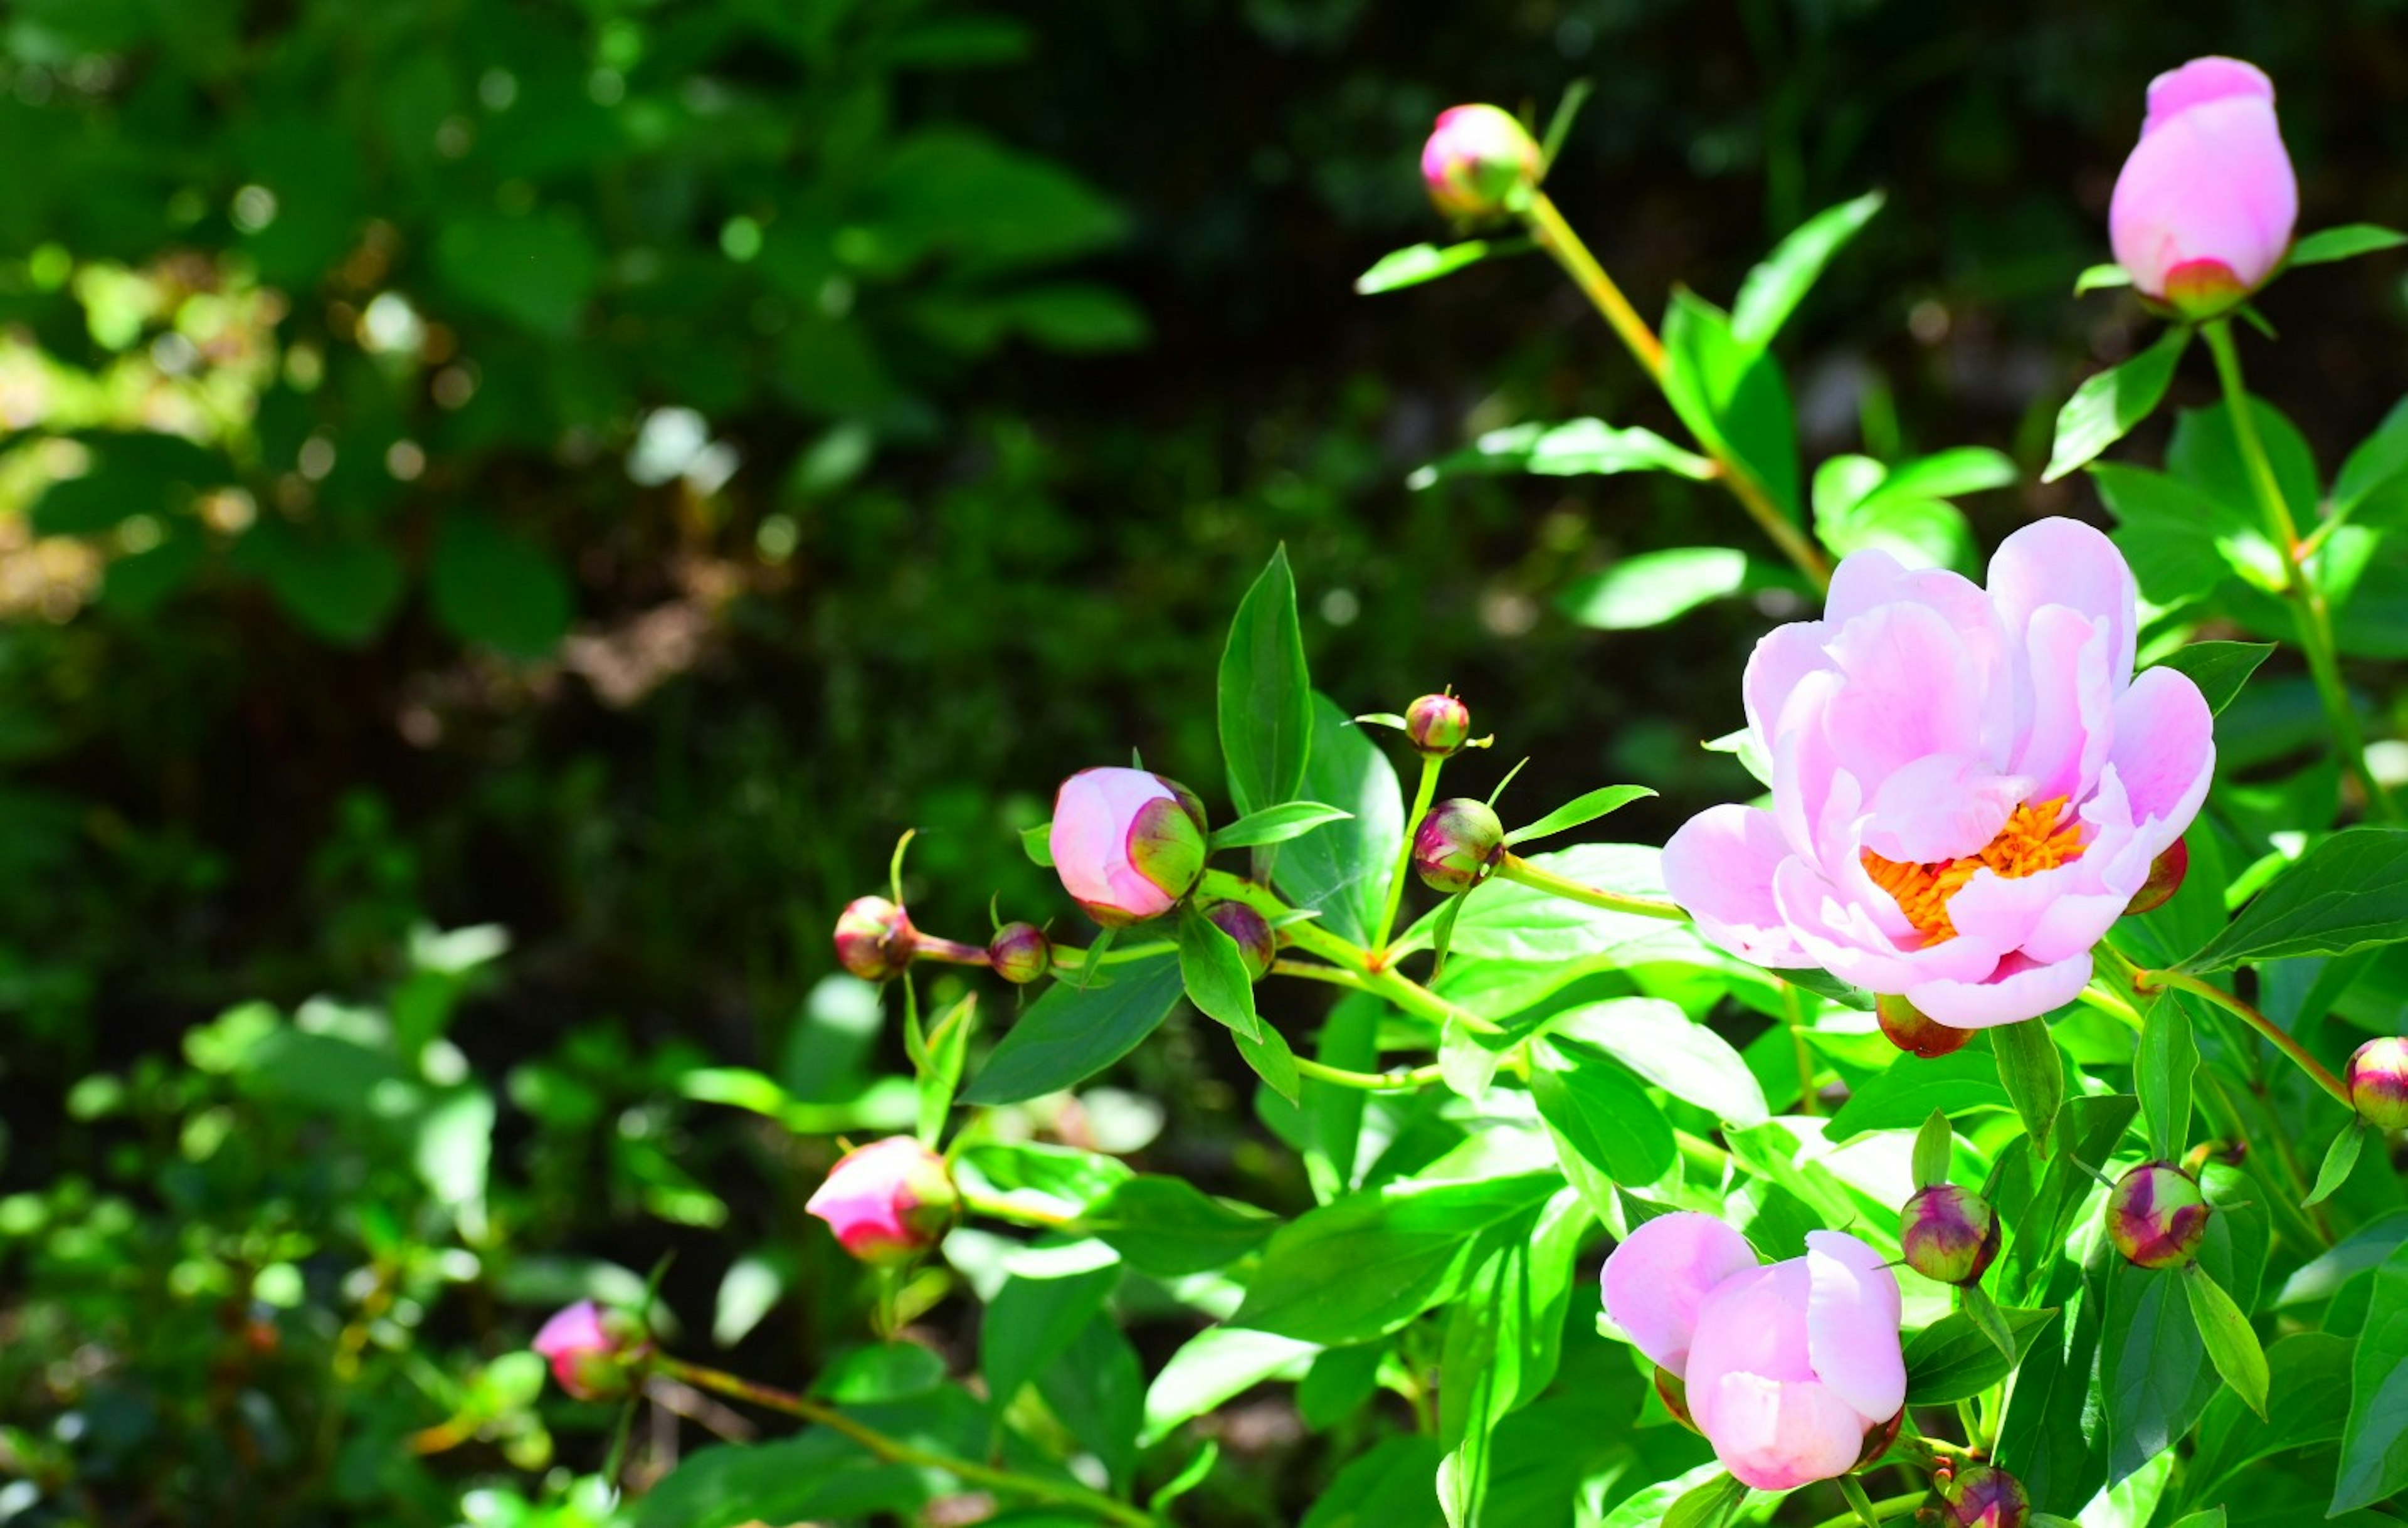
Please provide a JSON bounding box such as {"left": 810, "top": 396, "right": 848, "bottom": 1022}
{"left": 987, "top": 922, "right": 1052, "bottom": 984}
{"left": 2106, "top": 1160, "right": 2211, "bottom": 1269}
{"left": 806, "top": 1137, "right": 959, "bottom": 1265}
{"left": 1405, "top": 692, "right": 1472, "bottom": 758}
{"left": 1877, "top": 992, "right": 1972, "bottom": 1059}
{"left": 1413, "top": 798, "right": 1504, "bottom": 894}
{"left": 835, "top": 895, "right": 916, "bottom": 982}
{"left": 1929, "top": 1463, "right": 2030, "bottom": 1528}
{"left": 1899, "top": 1184, "right": 2001, "bottom": 1287}
{"left": 1207, "top": 902, "right": 1276, "bottom": 981}
{"left": 532, "top": 1300, "right": 650, "bottom": 1401}
{"left": 1421, "top": 105, "right": 1543, "bottom": 223}
{"left": 2349, "top": 1036, "right": 2408, "bottom": 1130}
{"left": 1050, "top": 767, "right": 1210, "bottom": 927}
{"left": 2125, "top": 838, "right": 2190, "bottom": 917}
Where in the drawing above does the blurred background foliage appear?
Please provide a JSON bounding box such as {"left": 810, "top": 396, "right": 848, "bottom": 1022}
{"left": 4, "top": 0, "right": 2408, "bottom": 1521}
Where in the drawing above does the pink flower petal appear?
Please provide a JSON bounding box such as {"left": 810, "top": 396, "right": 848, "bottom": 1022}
{"left": 1803, "top": 1231, "right": 1906, "bottom": 1423}
{"left": 2143, "top": 56, "right": 2274, "bottom": 135}
{"left": 1821, "top": 602, "right": 1990, "bottom": 786}
{"left": 1662, "top": 806, "right": 1813, "bottom": 968}
{"left": 1600, "top": 1211, "right": 1760, "bottom": 1377}
{"left": 1906, "top": 950, "right": 2096, "bottom": 1029}
{"left": 1859, "top": 754, "right": 2032, "bottom": 865}
{"left": 533, "top": 1301, "right": 608, "bottom": 1362}
{"left": 1696, "top": 1373, "right": 1870, "bottom": 1492}
{"left": 1050, "top": 769, "right": 1179, "bottom": 919}
{"left": 2107, "top": 666, "right": 2215, "bottom": 850}
{"left": 1987, "top": 519, "right": 2138, "bottom": 688}
{"left": 1744, "top": 621, "right": 1836, "bottom": 760}
{"left": 2009, "top": 605, "right": 2116, "bottom": 805}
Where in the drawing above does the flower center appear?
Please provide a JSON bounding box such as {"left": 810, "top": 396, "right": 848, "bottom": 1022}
{"left": 1859, "top": 798, "right": 2085, "bottom": 946}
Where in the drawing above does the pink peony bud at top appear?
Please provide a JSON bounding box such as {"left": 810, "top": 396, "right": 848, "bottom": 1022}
{"left": 1899, "top": 1184, "right": 2001, "bottom": 1287}
{"left": 2106, "top": 1161, "right": 2211, "bottom": 1269}
{"left": 1207, "top": 902, "right": 1277, "bottom": 981}
{"left": 1421, "top": 105, "right": 1543, "bottom": 223}
{"left": 2108, "top": 57, "right": 2296, "bottom": 312}
{"left": 1876, "top": 993, "right": 1973, "bottom": 1059}
{"left": 532, "top": 1300, "right": 648, "bottom": 1401}
{"left": 2123, "top": 836, "right": 2189, "bottom": 918}
{"left": 1931, "top": 1463, "right": 2031, "bottom": 1528}
{"left": 1664, "top": 519, "right": 2212, "bottom": 1030}
{"left": 835, "top": 895, "right": 916, "bottom": 982}
{"left": 1602, "top": 1213, "right": 1906, "bottom": 1493}
{"left": 1048, "top": 768, "right": 1209, "bottom": 927}
{"left": 1405, "top": 692, "right": 1473, "bottom": 757}
{"left": 1413, "top": 798, "right": 1504, "bottom": 894}
{"left": 806, "top": 1136, "right": 959, "bottom": 1265}
{"left": 988, "top": 921, "right": 1052, "bottom": 985}
{"left": 2349, "top": 1036, "right": 2408, "bottom": 1130}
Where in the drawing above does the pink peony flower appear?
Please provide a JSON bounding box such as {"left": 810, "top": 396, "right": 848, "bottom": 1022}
{"left": 1603, "top": 1213, "right": 1905, "bottom": 1492}
{"left": 1664, "top": 519, "right": 2212, "bottom": 1028}
{"left": 2108, "top": 57, "right": 2296, "bottom": 308}
{"left": 805, "top": 1136, "right": 958, "bottom": 1264}
{"left": 532, "top": 1300, "right": 646, "bottom": 1400}
{"left": 1048, "top": 767, "right": 1209, "bottom": 927}
{"left": 1420, "top": 105, "right": 1543, "bottom": 222}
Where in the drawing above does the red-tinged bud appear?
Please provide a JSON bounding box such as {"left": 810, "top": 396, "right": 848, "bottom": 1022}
{"left": 1420, "top": 105, "right": 1543, "bottom": 223}
{"left": 1652, "top": 1366, "right": 1699, "bottom": 1435}
{"left": 2125, "top": 838, "right": 2189, "bottom": 917}
{"left": 1855, "top": 1407, "right": 1904, "bottom": 1470}
{"left": 1877, "top": 992, "right": 1973, "bottom": 1059}
{"left": 532, "top": 1300, "right": 650, "bottom": 1401}
{"left": 806, "top": 1137, "right": 959, "bottom": 1265}
{"left": 1413, "top": 798, "right": 1504, "bottom": 894}
{"left": 1405, "top": 692, "right": 1472, "bottom": 758}
{"left": 2106, "top": 1161, "right": 2211, "bottom": 1269}
{"left": 988, "top": 922, "right": 1052, "bottom": 985}
{"left": 2348, "top": 1036, "right": 2408, "bottom": 1130}
{"left": 835, "top": 896, "right": 916, "bottom": 981}
{"left": 1929, "top": 1463, "right": 2030, "bottom": 1528}
{"left": 1207, "top": 902, "right": 1276, "bottom": 981}
{"left": 1050, "top": 768, "right": 1210, "bottom": 927}
{"left": 1899, "top": 1184, "right": 2002, "bottom": 1287}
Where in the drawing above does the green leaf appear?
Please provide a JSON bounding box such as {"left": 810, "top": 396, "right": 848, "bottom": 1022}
{"left": 1552, "top": 998, "right": 1770, "bottom": 1126}
{"left": 2185, "top": 827, "right": 2408, "bottom": 970}
{"left": 1218, "top": 544, "right": 1312, "bottom": 818}
{"left": 2275, "top": 1208, "right": 2408, "bottom": 1309}
{"left": 1412, "top": 419, "right": 1714, "bottom": 490}
{"left": 2151, "top": 641, "right": 2274, "bottom": 717}
{"left": 1996, "top": 1255, "right": 2108, "bottom": 1509}
{"left": 2286, "top": 223, "right": 2408, "bottom": 266}
{"left": 1437, "top": 1193, "right": 1587, "bottom": 1527}
{"left": 1411, "top": 846, "right": 1703, "bottom": 974}
{"left": 1022, "top": 824, "right": 1055, "bottom": 868}
{"left": 1661, "top": 290, "right": 1801, "bottom": 517}
{"left": 953, "top": 1142, "right": 1132, "bottom": 1222}
{"left": 635, "top": 1435, "right": 925, "bottom": 1528}
{"left": 2308, "top": 1121, "right": 2368, "bottom": 1208}
{"left": 1961, "top": 1282, "right": 2018, "bottom": 1360}
{"left": 2333, "top": 395, "right": 2408, "bottom": 522}
{"left": 2075, "top": 263, "right": 2135, "bottom": 294}
{"left": 1178, "top": 903, "right": 1262, "bottom": 1043}
{"left": 435, "top": 211, "right": 602, "bottom": 337}
{"left": 1660, "top": 1471, "right": 1748, "bottom": 1528}
{"left": 980, "top": 1240, "right": 1120, "bottom": 1404}
{"left": 2182, "top": 1263, "right": 2268, "bottom": 1419}
{"left": 2093, "top": 463, "right": 2279, "bottom": 606}
{"left": 1355, "top": 238, "right": 1525, "bottom": 295}
{"left": 430, "top": 513, "right": 574, "bottom": 658}
{"left": 237, "top": 524, "right": 406, "bottom": 647}
{"left": 1078, "top": 1176, "right": 1278, "bottom": 1277}
{"left": 2333, "top": 1238, "right": 2408, "bottom": 1512}
{"left": 1530, "top": 1038, "right": 1677, "bottom": 1187}
{"left": 1903, "top": 1304, "right": 2059, "bottom": 1404}
{"left": 1272, "top": 694, "right": 1404, "bottom": 946}
{"left": 2042, "top": 325, "right": 2190, "bottom": 483}
{"left": 1913, "top": 1108, "right": 1954, "bottom": 1190}
{"left": 1233, "top": 1172, "right": 1563, "bottom": 1345}
{"left": 1302, "top": 1436, "right": 1449, "bottom": 1528}
{"left": 1233, "top": 1018, "right": 1302, "bottom": 1105}
{"left": 1037, "top": 1317, "right": 1144, "bottom": 1488}
{"left": 1139, "top": 1327, "right": 1316, "bottom": 1447}
{"left": 1593, "top": 1463, "right": 1733, "bottom": 1528}
{"left": 1823, "top": 1046, "right": 2008, "bottom": 1142}
{"left": 1731, "top": 188, "right": 1885, "bottom": 347}
{"left": 1504, "top": 785, "right": 1655, "bottom": 846}
{"left": 1556, "top": 547, "right": 1753, "bottom": 630}
{"left": 1811, "top": 449, "right": 2007, "bottom": 571}
{"left": 959, "top": 953, "right": 1185, "bottom": 1105}
{"left": 2135, "top": 993, "right": 2196, "bottom": 1159}
{"left": 2167, "top": 395, "right": 2321, "bottom": 536}
{"left": 2189, "top": 1332, "right": 2353, "bottom": 1494}
{"left": 1991, "top": 1017, "right": 2066, "bottom": 1154}
{"left": 1210, "top": 801, "right": 1351, "bottom": 851}
{"left": 28, "top": 433, "right": 230, "bottom": 536}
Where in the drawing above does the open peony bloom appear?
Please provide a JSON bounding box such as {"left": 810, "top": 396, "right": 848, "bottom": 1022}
{"left": 1049, "top": 767, "right": 1210, "bottom": 927}
{"left": 2108, "top": 56, "right": 2296, "bottom": 310}
{"left": 1664, "top": 519, "right": 2212, "bottom": 1028}
{"left": 1603, "top": 1213, "right": 1904, "bottom": 1492}
{"left": 805, "top": 1136, "right": 959, "bottom": 1264}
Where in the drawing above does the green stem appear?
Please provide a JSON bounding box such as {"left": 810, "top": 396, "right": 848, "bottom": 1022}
{"left": 2200, "top": 319, "right": 2397, "bottom": 823}
{"left": 961, "top": 1192, "right": 1073, "bottom": 1230}
{"left": 1379, "top": 754, "right": 1443, "bottom": 956}
{"left": 657, "top": 1359, "right": 1158, "bottom": 1527}
{"left": 1493, "top": 851, "right": 1687, "bottom": 921}
{"left": 1048, "top": 939, "right": 1175, "bottom": 972}
{"left": 1781, "top": 981, "right": 1819, "bottom": 1115}
{"left": 1200, "top": 870, "right": 1505, "bottom": 1034}
{"left": 1293, "top": 1056, "right": 1448, "bottom": 1092}
{"left": 1809, "top": 1490, "right": 1923, "bottom": 1528}
{"left": 2138, "top": 966, "right": 2354, "bottom": 1109}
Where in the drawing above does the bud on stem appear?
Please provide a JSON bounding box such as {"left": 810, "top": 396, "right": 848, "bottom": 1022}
{"left": 2348, "top": 1036, "right": 2408, "bottom": 1130}
{"left": 1899, "top": 1184, "right": 2002, "bottom": 1287}
{"left": 2106, "top": 1160, "right": 2211, "bottom": 1269}
{"left": 1413, "top": 798, "right": 1505, "bottom": 893}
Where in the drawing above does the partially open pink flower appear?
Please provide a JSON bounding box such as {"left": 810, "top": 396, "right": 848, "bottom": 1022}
{"left": 532, "top": 1300, "right": 647, "bottom": 1400}
{"left": 1664, "top": 519, "right": 2212, "bottom": 1028}
{"left": 1049, "top": 767, "right": 1209, "bottom": 927}
{"left": 805, "top": 1137, "right": 958, "bottom": 1264}
{"left": 2108, "top": 57, "right": 2296, "bottom": 309}
{"left": 1603, "top": 1214, "right": 1904, "bottom": 1492}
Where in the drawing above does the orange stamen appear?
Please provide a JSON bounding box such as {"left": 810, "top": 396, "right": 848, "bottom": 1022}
{"left": 1859, "top": 798, "right": 2085, "bottom": 946}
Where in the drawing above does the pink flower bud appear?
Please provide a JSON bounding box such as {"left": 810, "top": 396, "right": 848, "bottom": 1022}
{"left": 988, "top": 922, "right": 1052, "bottom": 985}
{"left": 2106, "top": 1161, "right": 2211, "bottom": 1269}
{"left": 532, "top": 1300, "right": 648, "bottom": 1401}
{"left": 805, "top": 1137, "right": 958, "bottom": 1265}
{"left": 2108, "top": 57, "right": 2296, "bottom": 310}
{"left": 1048, "top": 768, "right": 1209, "bottom": 927}
{"left": 1207, "top": 902, "right": 1275, "bottom": 980}
{"left": 1899, "top": 1184, "right": 2001, "bottom": 1287}
{"left": 1602, "top": 1213, "right": 1905, "bottom": 1492}
{"left": 834, "top": 896, "right": 916, "bottom": 982}
{"left": 1420, "top": 105, "right": 1543, "bottom": 223}
{"left": 1931, "top": 1463, "right": 2030, "bottom": 1528}
{"left": 2348, "top": 1036, "right": 2408, "bottom": 1130}
{"left": 1876, "top": 993, "right": 1973, "bottom": 1060}
{"left": 1413, "top": 798, "right": 1504, "bottom": 894}
{"left": 2124, "top": 837, "right": 2189, "bottom": 917}
{"left": 1404, "top": 692, "right": 1472, "bottom": 757}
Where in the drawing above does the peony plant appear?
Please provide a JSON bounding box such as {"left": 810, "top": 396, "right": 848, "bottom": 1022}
{"left": 522, "top": 57, "right": 2408, "bottom": 1528}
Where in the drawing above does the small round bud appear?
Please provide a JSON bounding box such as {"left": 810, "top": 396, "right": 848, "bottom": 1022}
{"left": 1876, "top": 992, "right": 1972, "bottom": 1059}
{"left": 1050, "top": 768, "right": 1211, "bottom": 927}
{"left": 2124, "top": 838, "right": 2190, "bottom": 917}
{"left": 1420, "top": 105, "right": 1543, "bottom": 223}
{"left": 1929, "top": 1463, "right": 2030, "bottom": 1528}
{"left": 532, "top": 1300, "right": 650, "bottom": 1401}
{"left": 2349, "top": 1036, "right": 2408, "bottom": 1130}
{"left": 835, "top": 895, "right": 916, "bottom": 981}
{"left": 806, "top": 1137, "right": 959, "bottom": 1265}
{"left": 2106, "top": 1161, "right": 2211, "bottom": 1269}
{"left": 1207, "top": 902, "right": 1276, "bottom": 981}
{"left": 988, "top": 922, "right": 1052, "bottom": 985}
{"left": 1405, "top": 693, "right": 1472, "bottom": 758}
{"left": 1899, "top": 1184, "right": 2002, "bottom": 1287}
{"left": 1413, "top": 799, "right": 1504, "bottom": 894}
